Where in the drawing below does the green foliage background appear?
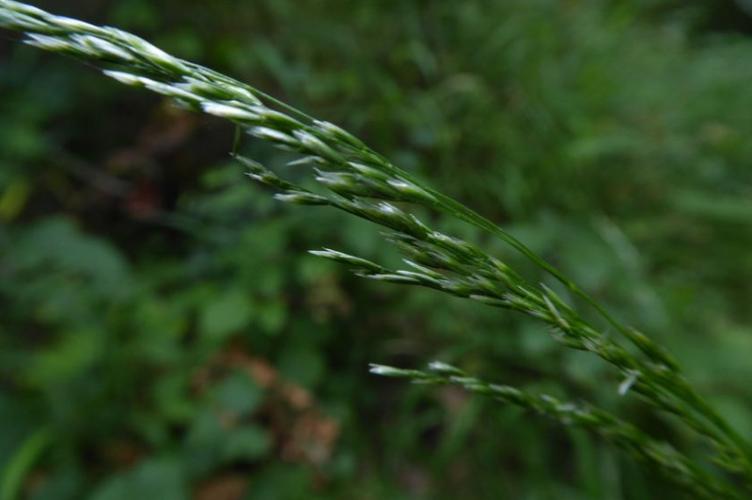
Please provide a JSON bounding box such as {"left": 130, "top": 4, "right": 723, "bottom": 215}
{"left": 1, "top": 0, "right": 752, "bottom": 498}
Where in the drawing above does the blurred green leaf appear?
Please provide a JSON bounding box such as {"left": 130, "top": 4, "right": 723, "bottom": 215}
{"left": 210, "top": 372, "right": 264, "bottom": 417}
{"left": 222, "top": 425, "right": 271, "bottom": 462}
{"left": 89, "top": 458, "right": 187, "bottom": 500}
{"left": 199, "top": 290, "right": 253, "bottom": 341}
{"left": 278, "top": 345, "right": 325, "bottom": 389}
{"left": 0, "top": 428, "right": 50, "bottom": 500}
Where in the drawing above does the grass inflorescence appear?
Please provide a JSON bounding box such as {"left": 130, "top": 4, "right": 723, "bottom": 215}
{"left": 1, "top": 1, "right": 750, "bottom": 496}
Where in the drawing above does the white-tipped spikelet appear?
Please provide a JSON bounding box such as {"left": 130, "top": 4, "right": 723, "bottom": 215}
{"left": 141, "top": 79, "right": 200, "bottom": 102}
{"left": 294, "top": 130, "right": 343, "bottom": 163}
{"left": 249, "top": 126, "right": 296, "bottom": 146}
{"left": 469, "top": 294, "right": 510, "bottom": 307}
{"left": 368, "top": 364, "right": 410, "bottom": 377}
{"left": 348, "top": 162, "right": 389, "bottom": 181}
{"left": 387, "top": 178, "right": 437, "bottom": 204}
{"left": 3, "top": 1, "right": 47, "bottom": 18}
{"left": 427, "top": 361, "right": 461, "bottom": 374}
{"left": 133, "top": 38, "right": 187, "bottom": 73}
{"left": 315, "top": 120, "right": 364, "bottom": 148}
{"left": 103, "top": 70, "right": 144, "bottom": 87}
{"left": 74, "top": 34, "right": 134, "bottom": 61}
{"left": 309, "top": 248, "right": 384, "bottom": 272}
{"left": 619, "top": 370, "right": 640, "bottom": 396}
{"left": 51, "top": 15, "right": 95, "bottom": 33}
{"left": 180, "top": 77, "right": 261, "bottom": 105}
{"left": 0, "top": 11, "right": 39, "bottom": 31}
{"left": 202, "top": 102, "right": 258, "bottom": 121}
{"left": 273, "top": 191, "right": 330, "bottom": 206}
{"left": 24, "top": 33, "right": 70, "bottom": 51}
{"left": 253, "top": 107, "right": 301, "bottom": 129}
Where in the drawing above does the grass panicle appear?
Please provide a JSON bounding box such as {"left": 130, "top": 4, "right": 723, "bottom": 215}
{"left": 1, "top": 1, "right": 750, "bottom": 496}
{"left": 369, "top": 362, "right": 738, "bottom": 499}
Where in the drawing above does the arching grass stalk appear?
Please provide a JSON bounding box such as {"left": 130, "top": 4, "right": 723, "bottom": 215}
{"left": 237, "top": 155, "right": 751, "bottom": 483}
{"left": 369, "top": 362, "right": 737, "bottom": 500}
{"left": 1, "top": 0, "right": 750, "bottom": 494}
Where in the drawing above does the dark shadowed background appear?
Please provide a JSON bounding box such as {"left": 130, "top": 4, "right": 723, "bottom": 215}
{"left": 2, "top": 1, "right": 752, "bottom": 498}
